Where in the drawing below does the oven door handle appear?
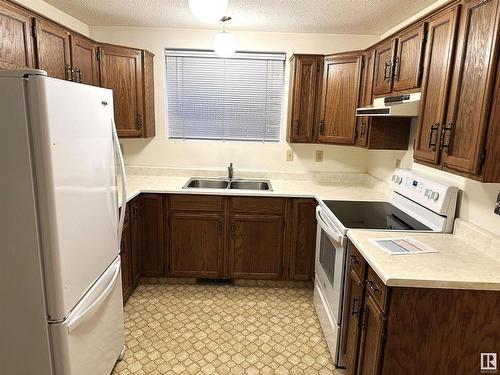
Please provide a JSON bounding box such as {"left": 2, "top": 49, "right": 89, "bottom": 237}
{"left": 316, "top": 206, "right": 345, "bottom": 246}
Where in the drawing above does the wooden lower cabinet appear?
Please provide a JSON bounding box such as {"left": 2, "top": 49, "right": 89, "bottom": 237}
{"left": 357, "top": 294, "right": 387, "bottom": 375}
{"left": 288, "top": 198, "right": 317, "bottom": 280}
{"left": 168, "top": 212, "right": 223, "bottom": 278}
{"left": 346, "top": 243, "right": 500, "bottom": 375}
{"left": 229, "top": 214, "right": 284, "bottom": 279}
{"left": 130, "top": 196, "right": 142, "bottom": 287}
{"left": 120, "top": 210, "right": 134, "bottom": 302}
{"left": 343, "top": 269, "right": 365, "bottom": 374}
{"left": 141, "top": 194, "right": 164, "bottom": 277}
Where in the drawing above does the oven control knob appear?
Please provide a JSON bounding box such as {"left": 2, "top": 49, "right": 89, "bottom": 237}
{"left": 430, "top": 191, "right": 440, "bottom": 201}
{"left": 392, "top": 175, "right": 403, "bottom": 184}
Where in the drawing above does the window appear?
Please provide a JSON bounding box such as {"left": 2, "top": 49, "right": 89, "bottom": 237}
{"left": 165, "top": 49, "right": 285, "bottom": 142}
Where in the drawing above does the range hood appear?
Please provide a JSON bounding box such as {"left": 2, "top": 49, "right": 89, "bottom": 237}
{"left": 356, "top": 93, "right": 421, "bottom": 117}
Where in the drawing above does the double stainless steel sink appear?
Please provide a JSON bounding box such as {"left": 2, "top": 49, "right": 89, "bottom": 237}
{"left": 183, "top": 177, "right": 272, "bottom": 191}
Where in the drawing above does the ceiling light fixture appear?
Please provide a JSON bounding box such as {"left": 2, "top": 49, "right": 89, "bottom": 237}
{"left": 188, "top": 0, "right": 229, "bottom": 23}
{"left": 213, "top": 16, "right": 237, "bottom": 58}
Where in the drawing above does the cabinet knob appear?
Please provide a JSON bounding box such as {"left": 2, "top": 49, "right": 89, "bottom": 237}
{"left": 319, "top": 120, "right": 325, "bottom": 135}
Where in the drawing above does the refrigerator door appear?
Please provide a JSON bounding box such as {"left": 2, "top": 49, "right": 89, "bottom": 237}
{"left": 26, "top": 75, "right": 120, "bottom": 320}
{"left": 50, "top": 257, "right": 125, "bottom": 375}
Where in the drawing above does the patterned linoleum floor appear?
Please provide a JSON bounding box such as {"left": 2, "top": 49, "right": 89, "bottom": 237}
{"left": 113, "top": 284, "right": 343, "bottom": 375}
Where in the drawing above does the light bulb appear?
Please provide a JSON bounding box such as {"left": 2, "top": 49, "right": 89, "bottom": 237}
{"left": 188, "top": 0, "right": 229, "bottom": 23}
{"left": 213, "top": 31, "right": 237, "bottom": 58}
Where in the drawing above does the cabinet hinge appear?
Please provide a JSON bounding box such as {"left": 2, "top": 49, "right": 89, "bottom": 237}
{"left": 136, "top": 113, "right": 143, "bottom": 130}
{"left": 31, "top": 22, "right": 38, "bottom": 38}
{"left": 96, "top": 49, "right": 100, "bottom": 62}
{"left": 361, "top": 59, "right": 365, "bottom": 70}
{"left": 479, "top": 151, "right": 486, "bottom": 165}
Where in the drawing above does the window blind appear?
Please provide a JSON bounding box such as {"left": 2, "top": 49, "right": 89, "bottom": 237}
{"left": 165, "top": 49, "right": 285, "bottom": 142}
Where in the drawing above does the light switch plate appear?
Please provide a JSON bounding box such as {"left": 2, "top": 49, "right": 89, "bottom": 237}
{"left": 316, "top": 150, "right": 324, "bottom": 162}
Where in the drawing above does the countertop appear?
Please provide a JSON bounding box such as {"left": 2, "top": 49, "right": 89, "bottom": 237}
{"left": 347, "top": 220, "right": 500, "bottom": 291}
{"left": 121, "top": 168, "right": 390, "bottom": 204}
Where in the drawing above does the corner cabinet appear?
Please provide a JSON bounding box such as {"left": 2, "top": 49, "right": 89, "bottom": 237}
{"left": 414, "top": 0, "right": 500, "bottom": 182}
{"left": 0, "top": 0, "right": 156, "bottom": 139}
{"left": 287, "top": 54, "right": 323, "bottom": 143}
{"left": 99, "top": 45, "right": 155, "bottom": 138}
{"left": 318, "top": 52, "right": 363, "bottom": 144}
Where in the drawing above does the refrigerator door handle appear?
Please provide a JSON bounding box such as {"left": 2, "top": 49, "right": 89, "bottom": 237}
{"left": 67, "top": 260, "right": 121, "bottom": 333}
{"left": 112, "top": 118, "right": 127, "bottom": 244}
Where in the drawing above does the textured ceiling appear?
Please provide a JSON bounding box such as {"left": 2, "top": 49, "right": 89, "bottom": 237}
{"left": 42, "top": 0, "right": 437, "bottom": 34}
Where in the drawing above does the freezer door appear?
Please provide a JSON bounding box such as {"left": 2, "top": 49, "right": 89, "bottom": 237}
{"left": 26, "top": 75, "right": 120, "bottom": 320}
{"left": 50, "top": 257, "right": 125, "bottom": 375}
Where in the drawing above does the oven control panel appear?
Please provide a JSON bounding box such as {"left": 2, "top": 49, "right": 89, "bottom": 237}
{"left": 391, "top": 169, "right": 458, "bottom": 216}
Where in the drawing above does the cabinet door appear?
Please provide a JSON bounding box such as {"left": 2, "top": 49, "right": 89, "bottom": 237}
{"left": 319, "top": 53, "right": 362, "bottom": 144}
{"left": 342, "top": 269, "right": 364, "bottom": 375}
{"left": 441, "top": 0, "right": 500, "bottom": 175}
{"left": 99, "top": 44, "right": 144, "bottom": 138}
{"left": 372, "top": 39, "right": 397, "bottom": 95}
{"left": 142, "top": 51, "right": 156, "bottom": 138}
{"left": 288, "top": 55, "right": 322, "bottom": 143}
{"left": 169, "top": 212, "right": 223, "bottom": 278}
{"left": 357, "top": 294, "right": 386, "bottom": 375}
{"left": 33, "top": 18, "right": 71, "bottom": 80}
{"left": 70, "top": 34, "right": 99, "bottom": 86}
{"left": 120, "top": 220, "right": 133, "bottom": 302}
{"left": 414, "top": 5, "right": 460, "bottom": 164}
{"left": 393, "top": 23, "right": 427, "bottom": 92}
{"left": 0, "top": 1, "right": 35, "bottom": 69}
{"left": 141, "top": 194, "right": 164, "bottom": 277}
{"left": 130, "top": 196, "right": 142, "bottom": 287}
{"left": 289, "top": 199, "right": 316, "bottom": 280}
{"left": 229, "top": 214, "right": 284, "bottom": 279}
{"left": 356, "top": 50, "right": 375, "bottom": 147}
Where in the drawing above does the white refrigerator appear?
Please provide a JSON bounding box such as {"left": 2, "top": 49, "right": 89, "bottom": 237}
{"left": 0, "top": 69, "right": 127, "bottom": 375}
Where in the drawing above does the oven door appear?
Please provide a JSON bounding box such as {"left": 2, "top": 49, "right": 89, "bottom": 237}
{"left": 314, "top": 206, "right": 347, "bottom": 364}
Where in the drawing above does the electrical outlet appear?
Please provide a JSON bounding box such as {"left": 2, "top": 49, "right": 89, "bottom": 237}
{"left": 395, "top": 159, "right": 401, "bottom": 168}
{"left": 286, "top": 150, "right": 294, "bottom": 161}
{"left": 316, "top": 150, "right": 324, "bottom": 162}
{"left": 495, "top": 192, "right": 500, "bottom": 215}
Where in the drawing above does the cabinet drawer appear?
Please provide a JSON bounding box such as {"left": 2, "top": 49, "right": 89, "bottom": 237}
{"left": 349, "top": 245, "right": 366, "bottom": 280}
{"left": 366, "top": 267, "right": 389, "bottom": 312}
{"left": 169, "top": 195, "right": 224, "bottom": 212}
{"left": 229, "top": 197, "right": 285, "bottom": 214}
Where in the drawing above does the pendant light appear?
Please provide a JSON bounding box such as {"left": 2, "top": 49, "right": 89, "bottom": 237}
{"left": 213, "top": 16, "right": 237, "bottom": 58}
{"left": 188, "top": 0, "right": 228, "bottom": 23}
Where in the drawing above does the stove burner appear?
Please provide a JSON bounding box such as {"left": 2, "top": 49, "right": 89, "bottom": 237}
{"left": 322, "top": 200, "right": 431, "bottom": 231}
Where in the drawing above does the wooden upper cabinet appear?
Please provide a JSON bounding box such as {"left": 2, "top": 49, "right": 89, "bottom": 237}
{"left": 372, "top": 39, "right": 397, "bottom": 95}
{"left": 168, "top": 212, "right": 223, "bottom": 278}
{"left": 393, "top": 22, "right": 427, "bottom": 92}
{"left": 0, "top": 1, "right": 35, "bottom": 69}
{"left": 414, "top": 5, "right": 460, "bottom": 164}
{"left": 287, "top": 54, "right": 323, "bottom": 143}
{"left": 142, "top": 51, "right": 156, "bottom": 138}
{"left": 229, "top": 214, "right": 284, "bottom": 280}
{"left": 318, "top": 52, "right": 363, "bottom": 144}
{"left": 356, "top": 50, "right": 375, "bottom": 147}
{"left": 440, "top": 0, "right": 500, "bottom": 176}
{"left": 70, "top": 34, "right": 99, "bottom": 86}
{"left": 99, "top": 44, "right": 144, "bottom": 138}
{"left": 33, "top": 18, "right": 71, "bottom": 80}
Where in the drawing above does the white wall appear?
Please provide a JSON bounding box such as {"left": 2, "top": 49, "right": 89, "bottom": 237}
{"left": 14, "top": 0, "right": 89, "bottom": 36}
{"left": 90, "top": 26, "right": 378, "bottom": 172}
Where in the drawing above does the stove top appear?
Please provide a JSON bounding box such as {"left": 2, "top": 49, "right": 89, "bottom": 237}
{"left": 322, "top": 200, "right": 431, "bottom": 231}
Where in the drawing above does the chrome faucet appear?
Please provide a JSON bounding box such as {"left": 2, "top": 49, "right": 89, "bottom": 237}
{"left": 228, "top": 163, "right": 234, "bottom": 180}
